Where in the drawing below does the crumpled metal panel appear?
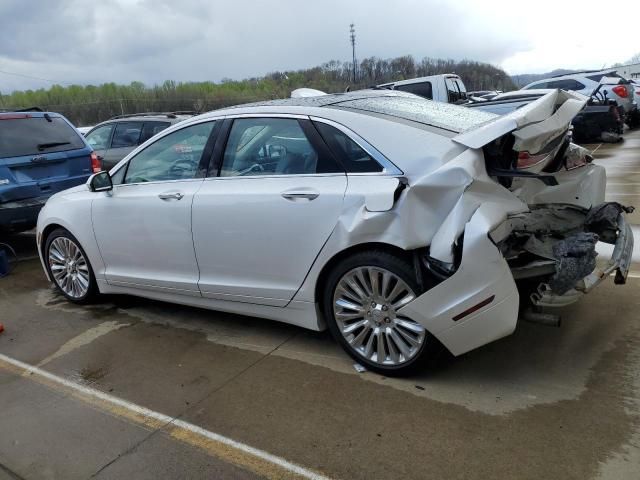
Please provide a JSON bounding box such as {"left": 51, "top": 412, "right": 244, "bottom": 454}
{"left": 585, "top": 202, "right": 635, "bottom": 242}
{"left": 330, "top": 149, "right": 528, "bottom": 264}
{"left": 453, "top": 90, "right": 588, "bottom": 151}
{"left": 548, "top": 232, "right": 599, "bottom": 294}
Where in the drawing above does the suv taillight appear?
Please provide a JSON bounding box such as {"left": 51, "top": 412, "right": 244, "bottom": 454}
{"left": 90, "top": 152, "right": 101, "bottom": 173}
{"left": 612, "top": 85, "right": 629, "bottom": 98}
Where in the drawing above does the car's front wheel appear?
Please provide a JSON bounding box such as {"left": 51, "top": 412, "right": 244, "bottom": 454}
{"left": 323, "top": 250, "right": 440, "bottom": 376}
{"left": 45, "top": 228, "right": 98, "bottom": 303}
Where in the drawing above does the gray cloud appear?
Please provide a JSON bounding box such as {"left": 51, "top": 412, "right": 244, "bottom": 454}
{"left": 0, "top": 0, "right": 533, "bottom": 92}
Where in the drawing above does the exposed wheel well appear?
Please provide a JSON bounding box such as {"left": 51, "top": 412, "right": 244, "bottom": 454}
{"left": 314, "top": 242, "right": 417, "bottom": 312}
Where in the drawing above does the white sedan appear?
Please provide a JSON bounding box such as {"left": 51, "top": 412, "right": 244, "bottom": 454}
{"left": 36, "top": 90, "right": 634, "bottom": 375}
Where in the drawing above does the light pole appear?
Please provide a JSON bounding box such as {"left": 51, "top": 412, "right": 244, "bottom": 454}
{"left": 350, "top": 23, "right": 356, "bottom": 83}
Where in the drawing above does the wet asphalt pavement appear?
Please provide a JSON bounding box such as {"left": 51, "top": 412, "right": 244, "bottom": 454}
{"left": 1, "top": 130, "right": 640, "bottom": 479}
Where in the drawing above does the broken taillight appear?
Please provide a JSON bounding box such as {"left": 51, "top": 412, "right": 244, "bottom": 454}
{"left": 517, "top": 151, "right": 548, "bottom": 169}
{"left": 90, "top": 152, "right": 101, "bottom": 173}
{"left": 612, "top": 85, "right": 629, "bottom": 98}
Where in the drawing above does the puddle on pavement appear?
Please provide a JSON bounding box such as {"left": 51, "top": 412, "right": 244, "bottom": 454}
{"left": 73, "top": 364, "right": 110, "bottom": 384}
{"left": 33, "top": 278, "right": 640, "bottom": 417}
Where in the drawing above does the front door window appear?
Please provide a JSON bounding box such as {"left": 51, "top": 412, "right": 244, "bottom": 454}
{"left": 124, "top": 122, "right": 215, "bottom": 183}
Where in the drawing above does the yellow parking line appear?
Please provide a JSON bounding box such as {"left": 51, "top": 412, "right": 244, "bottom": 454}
{"left": 0, "top": 353, "right": 332, "bottom": 480}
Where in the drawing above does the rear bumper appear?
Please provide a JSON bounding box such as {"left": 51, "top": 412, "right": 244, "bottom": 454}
{"left": 397, "top": 203, "right": 633, "bottom": 356}
{"left": 531, "top": 213, "right": 634, "bottom": 307}
{"left": 0, "top": 196, "right": 49, "bottom": 231}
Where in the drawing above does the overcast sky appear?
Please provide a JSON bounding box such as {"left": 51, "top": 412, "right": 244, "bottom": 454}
{"left": 0, "top": 0, "right": 637, "bottom": 93}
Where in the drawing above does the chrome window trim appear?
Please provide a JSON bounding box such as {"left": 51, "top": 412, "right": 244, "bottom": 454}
{"left": 203, "top": 172, "right": 346, "bottom": 182}
{"left": 221, "top": 113, "right": 309, "bottom": 120}
{"left": 309, "top": 116, "right": 403, "bottom": 175}
{"left": 112, "top": 177, "right": 205, "bottom": 189}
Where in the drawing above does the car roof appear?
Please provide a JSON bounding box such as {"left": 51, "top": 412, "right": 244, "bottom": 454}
{"left": 528, "top": 69, "right": 619, "bottom": 87}
{"left": 550, "top": 69, "right": 617, "bottom": 79}
{"left": 0, "top": 111, "right": 63, "bottom": 118}
{"left": 106, "top": 114, "right": 192, "bottom": 122}
{"left": 87, "top": 113, "right": 192, "bottom": 132}
{"left": 193, "top": 90, "right": 496, "bottom": 135}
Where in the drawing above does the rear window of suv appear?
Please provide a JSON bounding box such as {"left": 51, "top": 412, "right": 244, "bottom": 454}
{"left": 0, "top": 115, "right": 85, "bottom": 159}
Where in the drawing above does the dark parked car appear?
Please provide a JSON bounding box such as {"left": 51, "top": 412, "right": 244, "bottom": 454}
{"left": 85, "top": 112, "right": 195, "bottom": 170}
{"left": 0, "top": 110, "right": 99, "bottom": 232}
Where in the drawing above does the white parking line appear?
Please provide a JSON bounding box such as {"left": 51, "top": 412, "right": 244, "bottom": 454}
{"left": 0, "top": 353, "right": 331, "bottom": 480}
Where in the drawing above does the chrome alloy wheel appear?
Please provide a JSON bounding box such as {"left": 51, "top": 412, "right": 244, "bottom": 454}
{"left": 48, "top": 237, "right": 90, "bottom": 299}
{"left": 332, "top": 266, "right": 426, "bottom": 367}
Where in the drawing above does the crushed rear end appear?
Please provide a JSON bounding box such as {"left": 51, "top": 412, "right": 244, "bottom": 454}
{"left": 394, "top": 90, "right": 634, "bottom": 356}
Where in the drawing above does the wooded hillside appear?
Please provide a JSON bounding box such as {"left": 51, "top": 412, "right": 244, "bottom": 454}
{"left": 0, "top": 55, "right": 515, "bottom": 126}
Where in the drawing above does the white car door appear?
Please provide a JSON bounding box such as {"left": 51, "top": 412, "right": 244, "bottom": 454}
{"left": 92, "top": 121, "right": 216, "bottom": 295}
{"left": 192, "top": 116, "right": 347, "bottom": 307}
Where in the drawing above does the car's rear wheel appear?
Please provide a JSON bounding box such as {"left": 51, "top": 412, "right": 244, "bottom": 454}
{"left": 323, "top": 250, "right": 439, "bottom": 376}
{"left": 45, "top": 228, "right": 98, "bottom": 303}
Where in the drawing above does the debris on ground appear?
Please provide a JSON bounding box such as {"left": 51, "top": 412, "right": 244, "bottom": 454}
{"left": 353, "top": 363, "right": 367, "bottom": 373}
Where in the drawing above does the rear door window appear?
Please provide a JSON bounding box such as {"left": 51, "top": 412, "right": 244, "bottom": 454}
{"left": 140, "top": 122, "right": 171, "bottom": 143}
{"left": 219, "top": 118, "right": 343, "bottom": 177}
{"left": 546, "top": 79, "right": 585, "bottom": 90}
{"left": 86, "top": 124, "right": 114, "bottom": 150}
{"left": 395, "top": 82, "right": 433, "bottom": 99}
{"left": 313, "top": 122, "right": 383, "bottom": 173}
{"left": 0, "top": 115, "right": 85, "bottom": 159}
{"left": 524, "top": 81, "right": 547, "bottom": 90}
{"left": 111, "top": 122, "right": 143, "bottom": 148}
{"left": 586, "top": 73, "right": 624, "bottom": 82}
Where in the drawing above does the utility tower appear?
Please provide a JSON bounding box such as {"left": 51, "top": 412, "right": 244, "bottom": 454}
{"left": 349, "top": 23, "right": 357, "bottom": 83}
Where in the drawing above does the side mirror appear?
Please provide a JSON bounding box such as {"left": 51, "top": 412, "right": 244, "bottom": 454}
{"left": 88, "top": 171, "right": 113, "bottom": 192}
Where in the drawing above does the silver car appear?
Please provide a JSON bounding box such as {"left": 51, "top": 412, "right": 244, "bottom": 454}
{"left": 36, "top": 90, "right": 633, "bottom": 375}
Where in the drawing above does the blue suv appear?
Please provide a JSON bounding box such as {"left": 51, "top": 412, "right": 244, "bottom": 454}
{"left": 0, "top": 111, "right": 99, "bottom": 232}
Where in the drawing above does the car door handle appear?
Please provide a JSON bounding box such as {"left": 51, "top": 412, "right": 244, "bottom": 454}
{"left": 158, "top": 192, "right": 184, "bottom": 201}
{"left": 281, "top": 191, "right": 319, "bottom": 201}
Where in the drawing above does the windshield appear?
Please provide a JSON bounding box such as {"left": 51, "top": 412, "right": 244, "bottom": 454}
{"left": 0, "top": 116, "right": 85, "bottom": 159}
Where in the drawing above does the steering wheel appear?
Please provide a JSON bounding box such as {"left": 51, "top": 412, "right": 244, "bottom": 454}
{"left": 168, "top": 158, "right": 195, "bottom": 177}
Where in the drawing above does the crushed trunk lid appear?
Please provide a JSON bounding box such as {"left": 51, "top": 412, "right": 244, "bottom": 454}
{"left": 452, "top": 90, "right": 587, "bottom": 153}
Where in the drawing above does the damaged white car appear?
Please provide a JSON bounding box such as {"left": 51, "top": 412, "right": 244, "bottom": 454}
{"left": 36, "top": 90, "right": 634, "bottom": 375}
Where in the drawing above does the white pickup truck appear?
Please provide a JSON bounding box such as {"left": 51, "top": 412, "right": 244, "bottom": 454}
{"left": 291, "top": 73, "right": 469, "bottom": 104}
{"left": 376, "top": 74, "right": 469, "bottom": 104}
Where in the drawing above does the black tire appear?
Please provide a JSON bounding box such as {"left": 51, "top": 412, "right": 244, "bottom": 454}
{"left": 44, "top": 228, "right": 98, "bottom": 304}
{"left": 322, "top": 250, "right": 444, "bottom": 376}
